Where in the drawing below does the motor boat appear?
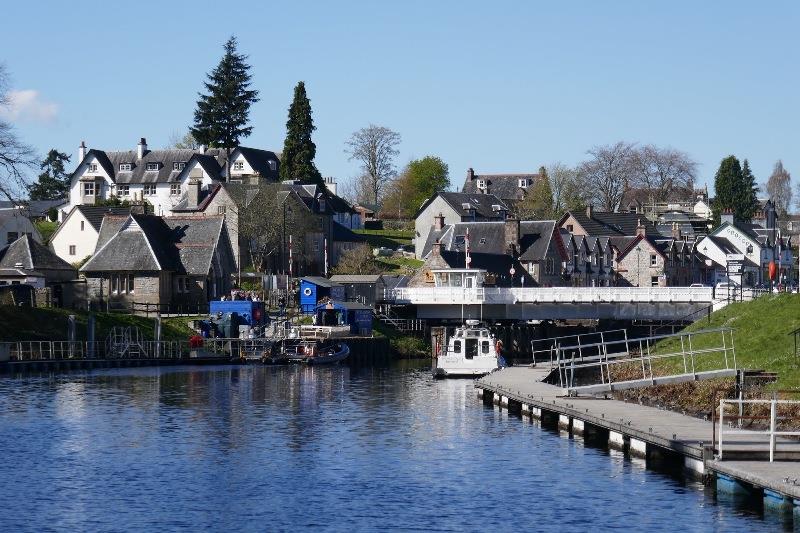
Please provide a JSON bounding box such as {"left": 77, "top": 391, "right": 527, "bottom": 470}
{"left": 433, "top": 320, "right": 506, "bottom": 379}
{"left": 268, "top": 339, "right": 349, "bottom": 365}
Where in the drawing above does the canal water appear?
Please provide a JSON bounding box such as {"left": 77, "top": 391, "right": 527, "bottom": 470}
{"left": 0, "top": 363, "right": 790, "bottom": 531}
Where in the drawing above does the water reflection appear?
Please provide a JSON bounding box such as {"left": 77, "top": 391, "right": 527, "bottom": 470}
{"left": 0, "top": 363, "right": 788, "bottom": 531}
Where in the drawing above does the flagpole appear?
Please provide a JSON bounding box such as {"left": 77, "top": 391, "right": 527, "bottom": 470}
{"left": 324, "top": 237, "right": 328, "bottom": 277}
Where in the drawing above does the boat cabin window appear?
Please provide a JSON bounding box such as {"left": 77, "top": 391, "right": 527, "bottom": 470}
{"left": 453, "top": 340, "right": 461, "bottom": 353}
{"left": 482, "top": 341, "right": 490, "bottom": 354}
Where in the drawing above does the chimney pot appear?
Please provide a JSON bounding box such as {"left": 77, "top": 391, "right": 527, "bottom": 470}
{"left": 137, "top": 137, "right": 148, "bottom": 160}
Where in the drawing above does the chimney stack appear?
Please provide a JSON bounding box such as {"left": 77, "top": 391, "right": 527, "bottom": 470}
{"left": 586, "top": 204, "right": 594, "bottom": 219}
{"left": 671, "top": 222, "right": 681, "bottom": 240}
{"left": 720, "top": 208, "right": 734, "bottom": 225}
{"left": 635, "top": 218, "right": 646, "bottom": 237}
{"left": 467, "top": 168, "right": 475, "bottom": 181}
{"left": 431, "top": 239, "right": 442, "bottom": 258}
{"left": 137, "top": 137, "right": 148, "bottom": 160}
{"left": 78, "top": 141, "right": 87, "bottom": 162}
{"left": 188, "top": 179, "right": 202, "bottom": 208}
{"left": 434, "top": 212, "right": 445, "bottom": 231}
{"left": 505, "top": 218, "right": 520, "bottom": 255}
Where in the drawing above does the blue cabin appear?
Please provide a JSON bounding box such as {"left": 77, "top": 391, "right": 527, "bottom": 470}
{"left": 299, "top": 277, "right": 345, "bottom": 314}
{"left": 314, "top": 301, "right": 373, "bottom": 336}
{"left": 209, "top": 300, "right": 267, "bottom": 327}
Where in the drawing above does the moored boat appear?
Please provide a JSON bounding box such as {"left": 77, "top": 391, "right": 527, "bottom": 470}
{"left": 433, "top": 320, "right": 505, "bottom": 379}
{"left": 268, "top": 338, "right": 349, "bottom": 365}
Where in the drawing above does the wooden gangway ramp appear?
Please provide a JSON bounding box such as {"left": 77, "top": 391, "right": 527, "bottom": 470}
{"left": 477, "top": 366, "right": 800, "bottom": 504}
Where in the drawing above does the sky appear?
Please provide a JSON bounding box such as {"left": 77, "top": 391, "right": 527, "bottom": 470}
{"left": 1, "top": 0, "right": 798, "bottom": 196}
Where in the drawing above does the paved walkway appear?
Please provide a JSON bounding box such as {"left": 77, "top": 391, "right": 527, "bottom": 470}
{"left": 477, "top": 366, "right": 800, "bottom": 499}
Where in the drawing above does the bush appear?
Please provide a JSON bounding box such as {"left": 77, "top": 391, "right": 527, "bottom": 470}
{"left": 391, "top": 336, "right": 428, "bottom": 358}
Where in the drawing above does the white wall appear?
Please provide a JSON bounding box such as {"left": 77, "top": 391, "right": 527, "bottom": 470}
{"left": 414, "top": 197, "right": 460, "bottom": 258}
{"left": 50, "top": 208, "right": 100, "bottom": 263}
{"left": 68, "top": 154, "right": 114, "bottom": 206}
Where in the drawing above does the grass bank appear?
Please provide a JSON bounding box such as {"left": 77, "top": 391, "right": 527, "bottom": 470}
{"left": 354, "top": 229, "right": 413, "bottom": 249}
{"left": 0, "top": 306, "right": 199, "bottom": 342}
{"left": 614, "top": 294, "right": 800, "bottom": 416}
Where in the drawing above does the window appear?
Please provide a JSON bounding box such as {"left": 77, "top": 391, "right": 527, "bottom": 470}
{"left": 7, "top": 232, "right": 18, "bottom": 244}
{"left": 176, "top": 276, "right": 187, "bottom": 293}
{"left": 111, "top": 273, "right": 135, "bottom": 294}
{"left": 170, "top": 183, "right": 181, "bottom": 196}
{"left": 119, "top": 163, "right": 132, "bottom": 171}
{"left": 143, "top": 184, "right": 156, "bottom": 196}
{"left": 268, "top": 160, "right": 277, "bottom": 171}
{"left": 453, "top": 340, "right": 461, "bottom": 354}
{"left": 69, "top": 245, "right": 76, "bottom": 255}
{"left": 233, "top": 161, "right": 245, "bottom": 171}
{"left": 545, "top": 257, "right": 555, "bottom": 275}
{"left": 117, "top": 185, "right": 130, "bottom": 196}
{"left": 83, "top": 182, "right": 96, "bottom": 196}
{"left": 518, "top": 178, "right": 529, "bottom": 188}
{"left": 173, "top": 162, "right": 186, "bottom": 171}
{"left": 651, "top": 276, "right": 659, "bottom": 287}
{"left": 127, "top": 274, "right": 134, "bottom": 294}
{"left": 312, "top": 240, "right": 320, "bottom": 252}
{"left": 146, "top": 162, "right": 160, "bottom": 171}
{"left": 566, "top": 224, "right": 574, "bottom": 233}
{"left": 217, "top": 206, "right": 227, "bottom": 215}
{"left": 481, "top": 341, "right": 490, "bottom": 354}
{"left": 80, "top": 221, "right": 84, "bottom": 231}
{"left": 477, "top": 179, "right": 486, "bottom": 189}
{"left": 88, "top": 163, "right": 98, "bottom": 173}
{"left": 318, "top": 198, "right": 326, "bottom": 212}
{"left": 650, "top": 254, "right": 657, "bottom": 267}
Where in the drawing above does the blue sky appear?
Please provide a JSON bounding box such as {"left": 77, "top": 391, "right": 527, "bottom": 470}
{"left": 1, "top": 1, "right": 798, "bottom": 194}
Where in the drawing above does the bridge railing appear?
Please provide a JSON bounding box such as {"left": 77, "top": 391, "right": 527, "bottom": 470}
{"left": 387, "top": 286, "right": 714, "bottom": 304}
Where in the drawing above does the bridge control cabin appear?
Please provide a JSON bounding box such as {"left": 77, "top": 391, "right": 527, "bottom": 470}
{"left": 430, "top": 268, "right": 486, "bottom": 289}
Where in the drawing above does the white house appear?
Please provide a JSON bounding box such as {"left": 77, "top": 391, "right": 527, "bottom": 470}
{"left": 65, "top": 138, "right": 280, "bottom": 217}
{"left": 0, "top": 209, "right": 41, "bottom": 246}
{"left": 50, "top": 205, "right": 132, "bottom": 264}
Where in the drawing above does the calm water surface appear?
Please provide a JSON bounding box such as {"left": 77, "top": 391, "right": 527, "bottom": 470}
{"left": 0, "top": 363, "right": 790, "bottom": 531}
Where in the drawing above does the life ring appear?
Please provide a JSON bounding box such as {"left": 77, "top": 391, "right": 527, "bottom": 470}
{"left": 303, "top": 287, "right": 312, "bottom": 296}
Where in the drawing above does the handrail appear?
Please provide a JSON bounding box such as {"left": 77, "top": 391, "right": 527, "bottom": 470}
{"left": 718, "top": 398, "right": 800, "bottom": 462}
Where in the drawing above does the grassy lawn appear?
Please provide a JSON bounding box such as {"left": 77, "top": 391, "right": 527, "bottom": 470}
{"left": 0, "top": 306, "right": 199, "bottom": 342}
{"left": 375, "top": 256, "right": 424, "bottom": 275}
{"left": 354, "top": 229, "right": 413, "bottom": 249}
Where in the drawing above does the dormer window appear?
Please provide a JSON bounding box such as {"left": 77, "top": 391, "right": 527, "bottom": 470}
{"left": 88, "top": 164, "right": 98, "bottom": 173}
{"left": 173, "top": 162, "right": 186, "bottom": 171}
{"left": 146, "top": 162, "right": 160, "bottom": 171}
{"left": 233, "top": 161, "right": 245, "bottom": 171}
{"left": 477, "top": 179, "right": 487, "bottom": 190}
{"left": 519, "top": 178, "right": 530, "bottom": 188}
{"left": 268, "top": 160, "right": 277, "bottom": 171}
{"left": 119, "top": 163, "right": 132, "bottom": 171}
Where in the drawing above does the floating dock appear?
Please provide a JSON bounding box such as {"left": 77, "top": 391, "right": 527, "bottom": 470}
{"left": 476, "top": 366, "right": 800, "bottom": 509}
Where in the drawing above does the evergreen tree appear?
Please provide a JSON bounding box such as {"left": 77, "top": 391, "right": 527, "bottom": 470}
{"left": 738, "top": 159, "right": 759, "bottom": 221}
{"left": 27, "top": 149, "right": 71, "bottom": 200}
{"left": 279, "top": 82, "right": 323, "bottom": 187}
{"left": 191, "top": 36, "right": 259, "bottom": 181}
{"left": 517, "top": 167, "right": 555, "bottom": 219}
{"left": 712, "top": 155, "right": 742, "bottom": 225}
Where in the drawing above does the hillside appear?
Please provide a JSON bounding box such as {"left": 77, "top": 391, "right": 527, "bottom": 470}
{"left": 0, "top": 306, "right": 198, "bottom": 342}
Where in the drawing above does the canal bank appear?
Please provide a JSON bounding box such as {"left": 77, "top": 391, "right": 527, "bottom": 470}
{"left": 477, "top": 366, "right": 800, "bottom": 512}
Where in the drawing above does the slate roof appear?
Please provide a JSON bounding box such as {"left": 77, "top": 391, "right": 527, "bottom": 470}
{"left": 75, "top": 205, "right": 133, "bottom": 231}
{"left": 82, "top": 214, "right": 227, "bottom": 275}
{"left": 170, "top": 184, "right": 223, "bottom": 212}
{"left": 301, "top": 276, "right": 342, "bottom": 288}
{"left": 0, "top": 199, "right": 67, "bottom": 218}
{"left": 234, "top": 147, "right": 280, "bottom": 179}
{"left": 462, "top": 172, "right": 542, "bottom": 201}
{"left": 563, "top": 210, "right": 663, "bottom": 237}
{"left": 415, "top": 191, "right": 509, "bottom": 220}
{"left": 0, "top": 234, "right": 74, "bottom": 273}
{"left": 519, "top": 220, "right": 559, "bottom": 261}
{"left": 329, "top": 274, "right": 384, "bottom": 283}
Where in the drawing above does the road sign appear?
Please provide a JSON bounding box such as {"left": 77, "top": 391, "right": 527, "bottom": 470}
{"left": 509, "top": 267, "right": 516, "bottom": 276}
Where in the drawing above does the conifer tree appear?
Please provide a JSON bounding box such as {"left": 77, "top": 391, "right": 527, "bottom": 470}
{"left": 738, "top": 159, "right": 759, "bottom": 221}
{"left": 27, "top": 149, "right": 71, "bottom": 200}
{"left": 191, "top": 36, "right": 259, "bottom": 181}
{"left": 279, "top": 81, "right": 323, "bottom": 187}
{"left": 712, "top": 155, "right": 742, "bottom": 225}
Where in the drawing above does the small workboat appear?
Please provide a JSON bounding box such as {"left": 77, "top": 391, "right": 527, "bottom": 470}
{"left": 269, "top": 339, "right": 350, "bottom": 365}
{"left": 433, "top": 320, "right": 506, "bottom": 379}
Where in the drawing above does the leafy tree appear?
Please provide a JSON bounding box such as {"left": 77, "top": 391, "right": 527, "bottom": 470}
{"left": 279, "top": 81, "right": 323, "bottom": 186}
{"left": 765, "top": 160, "right": 791, "bottom": 216}
{"left": 0, "top": 65, "right": 36, "bottom": 201}
{"left": 332, "top": 244, "right": 381, "bottom": 275}
{"left": 516, "top": 167, "right": 555, "bottom": 219}
{"left": 27, "top": 149, "right": 71, "bottom": 200}
{"left": 713, "top": 156, "right": 758, "bottom": 224}
{"left": 345, "top": 124, "right": 401, "bottom": 205}
{"left": 191, "top": 36, "right": 259, "bottom": 181}
{"left": 382, "top": 155, "right": 449, "bottom": 218}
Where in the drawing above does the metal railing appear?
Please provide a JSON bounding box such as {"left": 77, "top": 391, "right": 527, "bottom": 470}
{"left": 386, "top": 286, "right": 714, "bottom": 305}
{"left": 718, "top": 399, "right": 800, "bottom": 462}
{"left": 550, "top": 327, "right": 737, "bottom": 394}
{"left": 531, "top": 329, "right": 629, "bottom": 364}
{"left": 3, "top": 340, "right": 188, "bottom": 361}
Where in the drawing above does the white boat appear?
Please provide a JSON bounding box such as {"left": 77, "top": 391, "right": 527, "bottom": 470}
{"left": 433, "top": 320, "right": 505, "bottom": 379}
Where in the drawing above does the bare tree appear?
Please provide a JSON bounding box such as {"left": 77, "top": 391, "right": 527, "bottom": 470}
{"left": 345, "top": 125, "right": 400, "bottom": 205}
{"left": 632, "top": 144, "right": 697, "bottom": 203}
{"left": 547, "top": 162, "right": 587, "bottom": 214}
{"left": 168, "top": 130, "right": 199, "bottom": 150}
{"left": 0, "top": 65, "right": 36, "bottom": 201}
{"left": 340, "top": 173, "right": 375, "bottom": 206}
{"left": 577, "top": 142, "right": 637, "bottom": 211}
{"left": 765, "top": 160, "right": 792, "bottom": 216}
{"left": 332, "top": 244, "right": 381, "bottom": 275}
